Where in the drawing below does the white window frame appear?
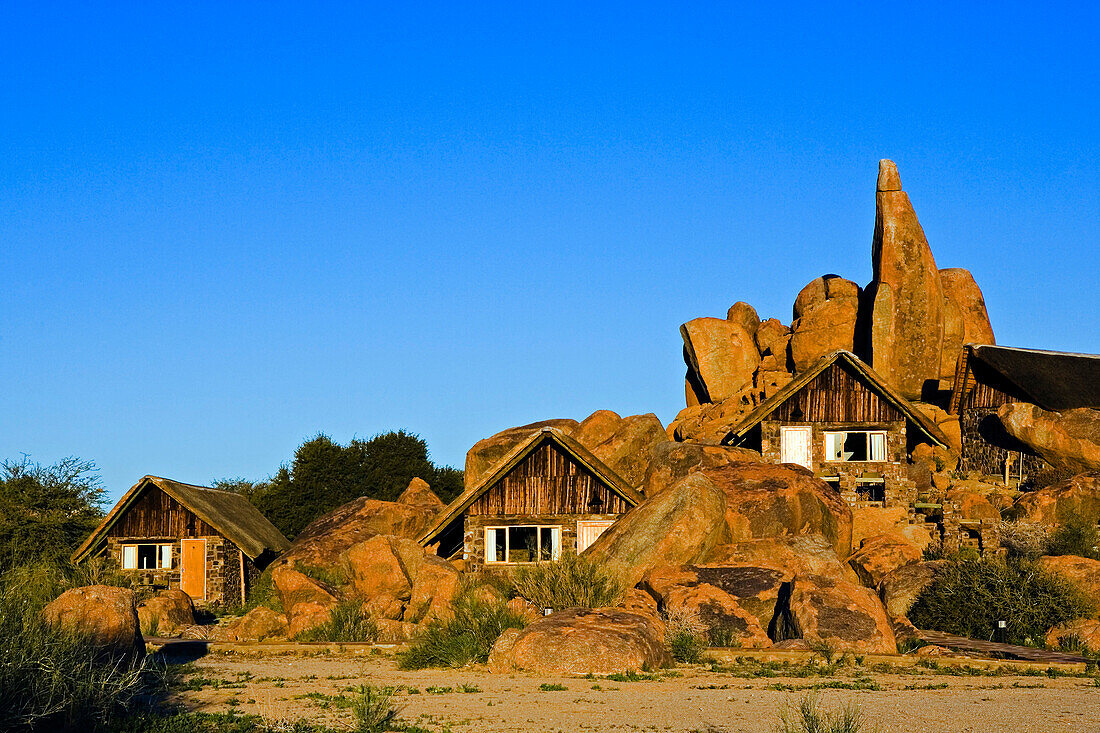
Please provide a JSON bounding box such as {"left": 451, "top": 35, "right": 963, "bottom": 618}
{"left": 823, "top": 430, "right": 887, "bottom": 462}
{"left": 120, "top": 543, "right": 173, "bottom": 570}
{"left": 484, "top": 525, "right": 562, "bottom": 564}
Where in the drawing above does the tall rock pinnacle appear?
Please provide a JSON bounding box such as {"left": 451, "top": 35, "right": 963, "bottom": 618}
{"left": 868, "top": 159, "right": 946, "bottom": 399}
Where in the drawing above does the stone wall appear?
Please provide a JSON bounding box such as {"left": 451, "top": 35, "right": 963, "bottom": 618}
{"left": 462, "top": 513, "right": 622, "bottom": 573}
{"left": 103, "top": 534, "right": 237, "bottom": 607}
{"left": 760, "top": 420, "right": 915, "bottom": 507}
{"left": 959, "top": 407, "right": 1049, "bottom": 485}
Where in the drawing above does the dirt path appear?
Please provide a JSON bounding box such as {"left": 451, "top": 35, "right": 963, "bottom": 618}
{"left": 172, "top": 650, "right": 1100, "bottom": 733}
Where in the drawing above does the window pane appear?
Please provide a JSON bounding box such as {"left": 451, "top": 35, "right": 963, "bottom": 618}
{"left": 137, "top": 544, "right": 157, "bottom": 569}
{"left": 539, "top": 527, "right": 553, "bottom": 561}
{"left": 508, "top": 527, "right": 537, "bottom": 563}
{"left": 122, "top": 546, "right": 136, "bottom": 569}
{"left": 842, "top": 432, "right": 869, "bottom": 461}
{"left": 825, "top": 433, "right": 842, "bottom": 460}
{"left": 159, "top": 545, "right": 172, "bottom": 569}
{"left": 869, "top": 432, "right": 887, "bottom": 461}
{"left": 551, "top": 527, "right": 561, "bottom": 560}
{"left": 485, "top": 529, "right": 501, "bottom": 562}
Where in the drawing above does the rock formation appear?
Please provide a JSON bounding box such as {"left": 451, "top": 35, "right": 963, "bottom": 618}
{"left": 997, "top": 405, "right": 1100, "bottom": 474}
{"left": 789, "top": 276, "right": 861, "bottom": 373}
{"left": 680, "top": 317, "right": 761, "bottom": 404}
{"left": 136, "top": 589, "right": 195, "bottom": 637}
{"left": 1010, "top": 472, "right": 1100, "bottom": 525}
{"left": 867, "top": 160, "right": 946, "bottom": 399}
{"left": 41, "top": 585, "right": 145, "bottom": 659}
{"left": 488, "top": 608, "right": 672, "bottom": 675}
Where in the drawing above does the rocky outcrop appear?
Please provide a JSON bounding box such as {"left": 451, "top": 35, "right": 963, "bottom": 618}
{"left": 642, "top": 441, "right": 763, "bottom": 497}
{"left": 1046, "top": 618, "right": 1100, "bottom": 650}
{"left": 939, "top": 268, "right": 995, "bottom": 380}
{"left": 136, "top": 589, "right": 195, "bottom": 637}
{"left": 465, "top": 419, "right": 579, "bottom": 488}
{"left": 789, "top": 276, "right": 861, "bottom": 373}
{"left": 667, "top": 396, "right": 761, "bottom": 445}
{"left": 944, "top": 486, "right": 1001, "bottom": 521}
{"left": 680, "top": 317, "right": 761, "bottom": 403}
{"left": 846, "top": 533, "right": 922, "bottom": 588}
{"left": 215, "top": 606, "right": 289, "bottom": 642}
{"left": 572, "top": 410, "right": 668, "bottom": 489}
{"left": 488, "top": 608, "right": 672, "bottom": 675}
{"left": 787, "top": 573, "right": 897, "bottom": 653}
{"left": 582, "top": 474, "right": 730, "bottom": 589}
{"left": 281, "top": 479, "right": 444, "bottom": 567}
{"left": 878, "top": 561, "right": 944, "bottom": 618}
{"left": 1036, "top": 555, "right": 1100, "bottom": 608}
{"left": 342, "top": 534, "right": 461, "bottom": 624}
{"left": 726, "top": 301, "right": 760, "bottom": 337}
{"left": 700, "top": 462, "right": 853, "bottom": 557}
{"left": 1011, "top": 472, "right": 1100, "bottom": 526}
{"left": 42, "top": 585, "right": 144, "bottom": 658}
{"left": 396, "top": 477, "right": 444, "bottom": 508}
{"left": 271, "top": 566, "right": 339, "bottom": 637}
{"left": 867, "top": 160, "right": 946, "bottom": 399}
{"left": 998, "top": 405, "right": 1100, "bottom": 474}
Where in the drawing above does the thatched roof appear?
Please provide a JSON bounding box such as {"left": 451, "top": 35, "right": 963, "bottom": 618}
{"left": 72, "top": 476, "right": 290, "bottom": 563}
{"left": 952, "top": 344, "right": 1100, "bottom": 412}
{"left": 723, "top": 350, "right": 949, "bottom": 447}
{"left": 417, "top": 427, "right": 642, "bottom": 547}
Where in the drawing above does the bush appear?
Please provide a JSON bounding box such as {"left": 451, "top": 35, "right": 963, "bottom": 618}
{"left": 1047, "top": 518, "right": 1100, "bottom": 560}
{"left": 776, "top": 693, "right": 871, "bottom": 733}
{"left": 511, "top": 554, "right": 623, "bottom": 611}
{"left": 999, "top": 521, "right": 1051, "bottom": 559}
{"left": 908, "top": 557, "right": 1094, "bottom": 646}
{"left": 350, "top": 685, "right": 400, "bottom": 733}
{"left": 295, "top": 601, "right": 378, "bottom": 642}
{"left": 663, "top": 606, "right": 707, "bottom": 664}
{"left": 399, "top": 593, "right": 526, "bottom": 669}
{"left": 0, "top": 566, "right": 158, "bottom": 731}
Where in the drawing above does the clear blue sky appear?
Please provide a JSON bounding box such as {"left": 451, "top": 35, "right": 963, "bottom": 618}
{"left": 3, "top": 2, "right": 1097, "bottom": 504}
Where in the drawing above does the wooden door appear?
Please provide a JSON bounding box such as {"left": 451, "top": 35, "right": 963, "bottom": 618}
{"left": 780, "top": 426, "right": 813, "bottom": 469}
{"left": 576, "top": 520, "right": 615, "bottom": 553}
{"left": 180, "top": 539, "right": 206, "bottom": 601}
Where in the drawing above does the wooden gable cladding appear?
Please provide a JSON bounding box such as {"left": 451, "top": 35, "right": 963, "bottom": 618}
{"left": 959, "top": 360, "right": 1025, "bottom": 411}
{"left": 467, "top": 439, "right": 630, "bottom": 516}
{"left": 106, "top": 485, "right": 220, "bottom": 539}
{"left": 771, "top": 361, "right": 904, "bottom": 423}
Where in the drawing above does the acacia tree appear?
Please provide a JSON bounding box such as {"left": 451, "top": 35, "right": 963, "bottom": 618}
{"left": 244, "top": 431, "right": 463, "bottom": 539}
{"left": 0, "top": 456, "right": 105, "bottom": 570}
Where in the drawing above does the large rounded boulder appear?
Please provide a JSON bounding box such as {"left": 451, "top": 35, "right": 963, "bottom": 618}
{"left": 643, "top": 441, "right": 763, "bottom": 498}
{"left": 582, "top": 474, "right": 730, "bottom": 590}
{"left": 998, "top": 405, "right": 1100, "bottom": 475}
{"left": 1012, "top": 472, "right": 1100, "bottom": 526}
{"left": 700, "top": 462, "right": 853, "bottom": 557}
{"left": 846, "top": 533, "right": 922, "bottom": 588}
{"left": 465, "top": 419, "right": 579, "bottom": 489}
{"left": 878, "top": 560, "right": 945, "bottom": 619}
{"left": 42, "top": 585, "right": 144, "bottom": 659}
{"left": 488, "top": 608, "right": 672, "bottom": 675}
{"left": 787, "top": 573, "right": 898, "bottom": 653}
{"left": 215, "top": 606, "right": 289, "bottom": 642}
{"left": 271, "top": 566, "right": 339, "bottom": 637}
{"left": 1036, "top": 555, "right": 1100, "bottom": 608}
{"left": 571, "top": 410, "right": 669, "bottom": 489}
{"left": 136, "top": 589, "right": 196, "bottom": 637}
{"left": 680, "top": 317, "right": 761, "bottom": 403}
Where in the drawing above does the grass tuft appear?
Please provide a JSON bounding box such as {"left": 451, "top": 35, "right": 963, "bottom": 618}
{"left": 399, "top": 592, "right": 526, "bottom": 669}
{"left": 294, "top": 601, "right": 379, "bottom": 643}
{"left": 511, "top": 554, "right": 622, "bottom": 611}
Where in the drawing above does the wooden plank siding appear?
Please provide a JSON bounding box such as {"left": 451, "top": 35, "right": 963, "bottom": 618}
{"left": 770, "top": 362, "right": 905, "bottom": 423}
{"left": 468, "top": 440, "right": 630, "bottom": 516}
{"left": 106, "top": 486, "right": 221, "bottom": 539}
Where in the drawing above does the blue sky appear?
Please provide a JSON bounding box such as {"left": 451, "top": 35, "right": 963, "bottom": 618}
{"left": 2, "top": 2, "right": 1097, "bottom": 504}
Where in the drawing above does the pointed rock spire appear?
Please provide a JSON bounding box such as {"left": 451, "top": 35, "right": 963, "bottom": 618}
{"left": 868, "top": 160, "right": 946, "bottom": 399}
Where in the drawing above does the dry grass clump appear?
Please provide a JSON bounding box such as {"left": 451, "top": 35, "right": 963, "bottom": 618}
{"left": 776, "top": 693, "right": 874, "bottom": 733}
{"left": 663, "top": 605, "right": 708, "bottom": 663}
{"left": 511, "top": 554, "right": 623, "bottom": 611}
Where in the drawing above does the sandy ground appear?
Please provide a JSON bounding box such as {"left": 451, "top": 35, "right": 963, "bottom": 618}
{"left": 168, "top": 648, "right": 1100, "bottom": 733}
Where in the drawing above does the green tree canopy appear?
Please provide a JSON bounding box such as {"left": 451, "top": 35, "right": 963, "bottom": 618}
{"left": 0, "top": 456, "right": 105, "bottom": 571}
{"left": 245, "top": 431, "right": 463, "bottom": 539}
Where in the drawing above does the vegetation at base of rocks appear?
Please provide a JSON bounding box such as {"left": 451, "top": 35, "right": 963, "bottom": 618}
{"left": 663, "top": 606, "right": 708, "bottom": 664}
{"left": 350, "top": 685, "right": 401, "bottom": 733}
{"left": 242, "top": 569, "right": 283, "bottom": 614}
{"left": 1046, "top": 518, "right": 1100, "bottom": 560}
{"left": 805, "top": 637, "right": 839, "bottom": 665}
{"left": 998, "top": 521, "right": 1050, "bottom": 559}
{"left": 398, "top": 592, "right": 527, "bottom": 669}
{"left": 241, "top": 431, "right": 464, "bottom": 539}
{"left": 775, "top": 693, "right": 874, "bottom": 733}
{"left": 510, "top": 554, "right": 623, "bottom": 610}
{"left": 295, "top": 601, "right": 379, "bottom": 642}
{"left": 707, "top": 628, "right": 743, "bottom": 648}
{"left": 0, "top": 456, "right": 105, "bottom": 571}
{"left": 0, "top": 566, "right": 162, "bottom": 732}
{"left": 908, "top": 556, "right": 1093, "bottom": 645}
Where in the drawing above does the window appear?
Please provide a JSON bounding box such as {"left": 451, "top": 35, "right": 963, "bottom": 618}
{"left": 824, "top": 431, "right": 887, "bottom": 462}
{"left": 484, "top": 526, "right": 562, "bottom": 564}
{"left": 121, "top": 543, "right": 172, "bottom": 570}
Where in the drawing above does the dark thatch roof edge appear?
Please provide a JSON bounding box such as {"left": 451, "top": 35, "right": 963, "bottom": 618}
{"left": 963, "top": 344, "right": 1100, "bottom": 411}
{"left": 722, "top": 350, "right": 949, "bottom": 448}
{"left": 72, "top": 476, "right": 290, "bottom": 563}
{"left": 417, "top": 427, "right": 642, "bottom": 547}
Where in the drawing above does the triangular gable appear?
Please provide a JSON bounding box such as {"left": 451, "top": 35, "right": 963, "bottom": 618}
{"left": 418, "top": 427, "right": 642, "bottom": 546}
{"left": 723, "top": 350, "right": 948, "bottom": 448}
{"left": 72, "top": 476, "right": 290, "bottom": 563}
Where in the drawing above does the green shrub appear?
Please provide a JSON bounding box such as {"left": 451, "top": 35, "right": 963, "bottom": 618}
{"left": 350, "top": 685, "right": 400, "bottom": 733}
{"left": 1047, "top": 518, "right": 1100, "bottom": 560}
{"left": 511, "top": 554, "right": 622, "bottom": 611}
{"left": 776, "top": 693, "right": 871, "bottom": 733}
{"left": 909, "top": 557, "right": 1094, "bottom": 646}
{"left": 0, "top": 567, "right": 159, "bottom": 731}
{"left": 399, "top": 593, "right": 526, "bottom": 669}
{"left": 668, "top": 628, "right": 707, "bottom": 664}
{"left": 295, "top": 601, "right": 378, "bottom": 642}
